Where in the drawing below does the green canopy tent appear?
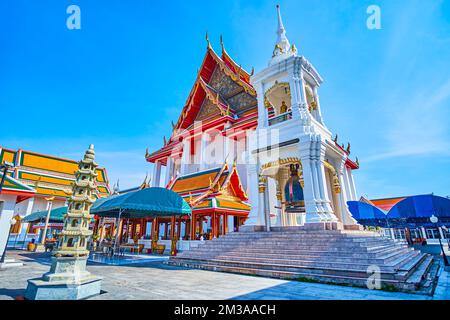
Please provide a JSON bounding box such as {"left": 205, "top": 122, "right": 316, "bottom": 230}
{"left": 22, "top": 206, "right": 68, "bottom": 223}
{"left": 91, "top": 187, "right": 192, "bottom": 218}
{"left": 90, "top": 187, "right": 192, "bottom": 254}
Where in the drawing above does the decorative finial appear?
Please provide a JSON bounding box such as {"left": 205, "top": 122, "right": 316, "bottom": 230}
{"left": 270, "top": 4, "right": 293, "bottom": 64}
{"left": 163, "top": 136, "right": 167, "bottom": 146}
{"left": 346, "top": 143, "right": 351, "bottom": 154}
{"left": 145, "top": 147, "right": 149, "bottom": 158}
{"left": 250, "top": 66, "right": 255, "bottom": 76}
{"left": 333, "top": 134, "right": 338, "bottom": 143}
{"left": 206, "top": 31, "right": 211, "bottom": 49}
{"left": 220, "top": 34, "right": 224, "bottom": 50}
{"left": 171, "top": 121, "right": 176, "bottom": 130}
{"left": 209, "top": 177, "right": 213, "bottom": 187}
{"left": 356, "top": 157, "right": 359, "bottom": 166}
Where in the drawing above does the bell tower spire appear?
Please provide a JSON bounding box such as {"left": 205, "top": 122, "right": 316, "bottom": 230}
{"left": 276, "top": 4, "right": 290, "bottom": 52}
{"left": 270, "top": 4, "right": 297, "bottom": 66}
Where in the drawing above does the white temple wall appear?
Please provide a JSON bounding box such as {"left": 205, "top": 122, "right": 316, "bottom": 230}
{"left": 0, "top": 194, "right": 17, "bottom": 257}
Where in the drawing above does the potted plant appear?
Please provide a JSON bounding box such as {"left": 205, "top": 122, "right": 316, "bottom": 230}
{"left": 27, "top": 238, "right": 36, "bottom": 252}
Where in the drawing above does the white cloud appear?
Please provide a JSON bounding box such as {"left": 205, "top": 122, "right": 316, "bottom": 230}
{"left": 365, "top": 78, "right": 450, "bottom": 162}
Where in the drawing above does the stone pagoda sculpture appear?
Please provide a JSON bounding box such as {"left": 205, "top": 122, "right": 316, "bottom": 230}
{"left": 25, "top": 144, "right": 102, "bottom": 300}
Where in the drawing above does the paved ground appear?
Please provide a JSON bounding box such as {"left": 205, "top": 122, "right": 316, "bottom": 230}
{"left": 0, "top": 250, "right": 447, "bottom": 300}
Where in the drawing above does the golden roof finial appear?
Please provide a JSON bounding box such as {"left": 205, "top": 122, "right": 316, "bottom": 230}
{"left": 209, "top": 176, "right": 213, "bottom": 187}
{"left": 140, "top": 173, "right": 148, "bottom": 189}
{"left": 220, "top": 34, "right": 224, "bottom": 50}
{"left": 145, "top": 147, "right": 149, "bottom": 158}
{"left": 163, "top": 136, "right": 167, "bottom": 146}
{"left": 206, "top": 31, "right": 211, "bottom": 49}
{"left": 171, "top": 121, "right": 176, "bottom": 130}
{"left": 250, "top": 67, "right": 255, "bottom": 76}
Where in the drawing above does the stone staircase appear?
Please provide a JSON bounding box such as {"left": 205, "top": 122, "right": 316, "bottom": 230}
{"left": 168, "top": 229, "right": 439, "bottom": 294}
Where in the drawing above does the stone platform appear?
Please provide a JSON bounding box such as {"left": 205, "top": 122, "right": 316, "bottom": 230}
{"left": 168, "top": 229, "right": 440, "bottom": 294}
{"left": 24, "top": 256, "right": 102, "bottom": 300}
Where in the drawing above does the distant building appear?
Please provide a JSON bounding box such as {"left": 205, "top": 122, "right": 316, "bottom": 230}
{"left": 0, "top": 147, "right": 111, "bottom": 246}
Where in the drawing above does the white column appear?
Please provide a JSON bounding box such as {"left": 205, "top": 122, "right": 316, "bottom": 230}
{"left": 337, "top": 159, "right": 357, "bottom": 226}
{"left": 20, "top": 197, "right": 35, "bottom": 238}
{"left": 288, "top": 73, "right": 302, "bottom": 120}
{"left": 0, "top": 195, "right": 17, "bottom": 258}
{"left": 199, "top": 134, "right": 208, "bottom": 170}
{"left": 316, "top": 141, "right": 335, "bottom": 219}
{"left": 256, "top": 84, "right": 268, "bottom": 128}
{"left": 180, "top": 140, "right": 190, "bottom": 175}
{"left": 299, "top": 138, "right": 321, "bottom": 223}
{"left": 227, "top": 215, "right": 234, "bottom": 233}
{"left": 347, "top": 168, "right": 358, "bottom": 200}
{"left": 164, "top": 157, "right": 173, "bottom": 186}
{"left": 313, "top": 86, "right": 325, "bottom": 125}
{"left": 263, "top": 178, "right": 271, "bottom": 231}
{"left": 342, "top": 166, "right": 354, "bottom": 201}
{"left": 152, "top": 160, "right": 162, "bottom": 187}
{"left": 242, "top": 164, "right": 264, "bottom": 228}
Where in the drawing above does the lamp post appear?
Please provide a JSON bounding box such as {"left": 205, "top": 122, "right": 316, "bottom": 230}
{"left": 0, "top": 217, "right": 17, "bottom": 263}
{"left": 34, "top": 196, "right": 55, "bottom": 252}
{"left": 430, "top": 214, "right": 449, "bottom": 267}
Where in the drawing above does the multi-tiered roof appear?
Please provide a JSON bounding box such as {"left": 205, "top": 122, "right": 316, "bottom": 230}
{"left": 146, "top": 37, "right": 258, "bottom": 166}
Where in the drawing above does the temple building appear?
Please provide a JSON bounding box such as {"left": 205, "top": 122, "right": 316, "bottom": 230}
{"left": 0, "top": 147, "right": 111, "bottom": 246}
{"left": 145, "top": 5, "right": 360, "bottom": 235}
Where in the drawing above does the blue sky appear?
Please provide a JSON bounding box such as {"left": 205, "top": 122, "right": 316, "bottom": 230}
{"left": 1, "top": 0, "right": 449, "bottom": 198}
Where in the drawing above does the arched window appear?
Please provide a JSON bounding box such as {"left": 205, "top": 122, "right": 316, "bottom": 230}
{"left": 67, "top": 238, "right": 74, "bottom": 247}
{"left": 264, "top": 82, "right": 292, "bottom": 125}
{"left": 71, "top": 219, "right": 78, "bottom": 227}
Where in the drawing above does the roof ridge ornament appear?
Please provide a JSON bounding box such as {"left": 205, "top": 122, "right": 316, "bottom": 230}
{"left": 206, "top": 31, "right": 211, "bottom": 49}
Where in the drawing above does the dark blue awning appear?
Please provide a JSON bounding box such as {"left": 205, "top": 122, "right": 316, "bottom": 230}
{"left": 347, "top": 194, "right": 450, "bottom": 228}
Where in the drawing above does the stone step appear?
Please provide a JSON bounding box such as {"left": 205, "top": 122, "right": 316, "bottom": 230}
{"left": 166, "top": 260, "right": 421, "bottom": 291}
{"left": 180, "top": 245, "right": 410, "bottom": 260}
{"left": 170, "top": 229, "right": 436, "bottom": 294}
{"left": 190, "top": 243, "right": 400, "bottom": 253}
{"left": 169, "top": 256, "right": 401, "bottom": 279}
{"left": 183, "top": 247, "right": 414, "bottom": 264}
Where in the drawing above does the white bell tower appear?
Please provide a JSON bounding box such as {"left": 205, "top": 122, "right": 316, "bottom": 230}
{"left": 244, "top": 5, "right": 358, "bottom": 231}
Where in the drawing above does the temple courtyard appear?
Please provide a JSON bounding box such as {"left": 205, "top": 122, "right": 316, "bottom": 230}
{"left": 1, "top": 250, "right": 449, "bottom": 300}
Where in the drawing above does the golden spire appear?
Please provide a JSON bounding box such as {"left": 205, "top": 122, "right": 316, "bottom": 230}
{"left": 140, "top": 173, "right": 148, "bottom": 189}
{"left": 206, "top": 31, "right": 211, "bottom": 49}
{"left": 220, "top": 34, "right": 224, "bottom": 51}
